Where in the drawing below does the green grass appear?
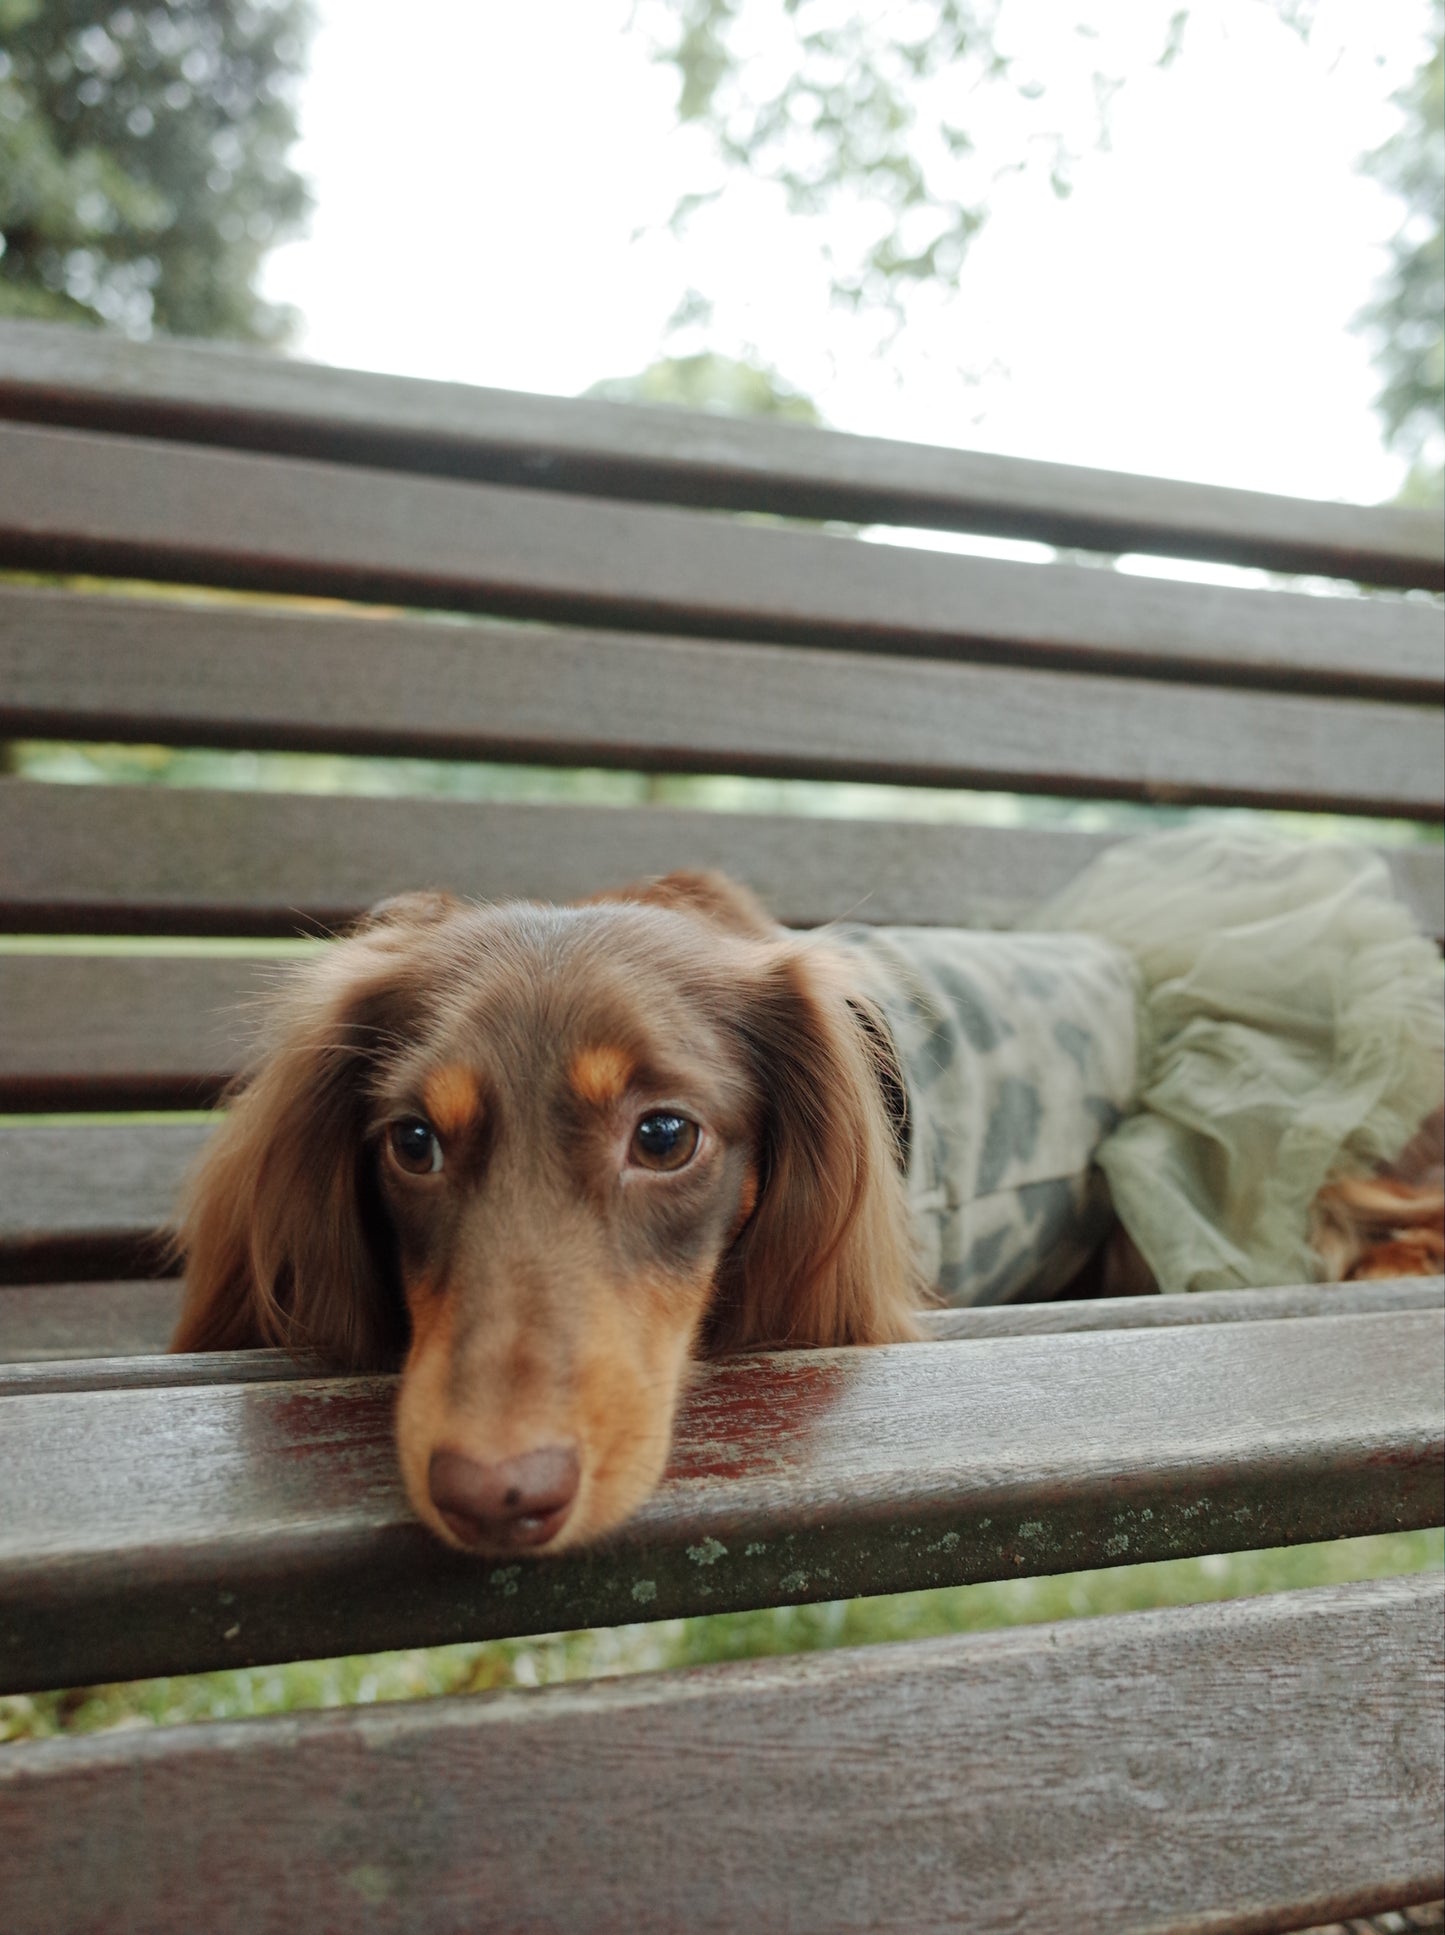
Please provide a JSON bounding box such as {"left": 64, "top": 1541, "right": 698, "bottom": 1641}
{"left": 3, "top": 1529, "right": 1438, "bottom": 1745}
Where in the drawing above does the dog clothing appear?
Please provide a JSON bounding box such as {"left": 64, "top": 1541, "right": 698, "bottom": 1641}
{"left": 825, "top": 828, "right": 1445, "bottom": 1304}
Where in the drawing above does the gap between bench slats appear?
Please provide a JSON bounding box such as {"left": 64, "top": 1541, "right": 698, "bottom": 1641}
{"left": 2, "top": 1278, "right": 1439, "bottom": 1378}
{"left": 2, "top": 1576, "right": 1439, "bottom": 1935}
{"left": 2, "top": 423, "right": 1440, "bottom": 699}
{"left": 1, "top": 317, "right": 1439, "bottom": 588}
{"left": 4, "top": 785, "right": 1443, "bottom": 940}
{"left": 0, "top": 1310, "right": 1439, "bottom": 1691}
{"left": 3, "top": 586, "right": 1440, "bottom": 816}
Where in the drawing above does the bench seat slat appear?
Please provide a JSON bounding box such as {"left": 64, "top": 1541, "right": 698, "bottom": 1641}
{"left": 3, "top": 1575, "right": 1439, "bottom": 1935}
{"left": 0, "top": 1311, "right": 1439, "bottom": 1691}
{"left": 2, "top": 316, "right": 1439, "bottom": 588}
{"left": 3, "top": 422, "right": 1441, "bottom": 700}
{"left": 4, "top": 586, "right": 1441, "bottom": 816}
{"left": 5, "top": 784, "right": 1443, "bottom": 939}
{"left": 4, "top": 1280, "right": 1440, "bottom": 1377}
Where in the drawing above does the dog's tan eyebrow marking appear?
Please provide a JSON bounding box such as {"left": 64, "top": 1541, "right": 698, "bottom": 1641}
{"left": 569, "top": 1045, "right": 634, "bottom": 1107}
{"left": 421, "top": 1064, "right": 483, "bottom": 1138}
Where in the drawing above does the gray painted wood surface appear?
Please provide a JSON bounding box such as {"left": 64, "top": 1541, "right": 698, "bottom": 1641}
{"left": 1, "top": 1309, "right": 1440, "bottom": 1691}
{"left": 3, "top": 422, "right": 1441, "bottom": 697}
{"left": 2, "top": 316, "right": 1439, "bottom": 586}
{"left": 3, "top": 585, "right": 1440, "bottom": 809}
{"left": 1, "top": 1575, "right": 1440, "bottom": 1935}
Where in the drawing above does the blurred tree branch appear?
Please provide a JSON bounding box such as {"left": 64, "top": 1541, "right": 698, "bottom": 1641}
{"left": 637, "top": 0, "right": 1442, "bottom": 491}
{"left": 1355, "top": 0, "right": 1444, "bottom": 500}
{"left": 632, "top": 0, "right": 1188, "bottom": 328}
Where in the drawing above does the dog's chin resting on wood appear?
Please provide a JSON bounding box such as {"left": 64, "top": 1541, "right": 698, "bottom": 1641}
{"left": 172, "top": 864, "right": 1445, "bottom": 1559}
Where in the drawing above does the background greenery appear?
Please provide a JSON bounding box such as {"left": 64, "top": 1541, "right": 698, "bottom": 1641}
{"left": 0, "top": 0, "right": 311, "bottom": 340}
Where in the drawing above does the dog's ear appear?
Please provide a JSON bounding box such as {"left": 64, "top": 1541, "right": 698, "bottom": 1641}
{"left": 711, "top": 944, "right": 924, "bottom": 1351}
{"left": 586, "top": 869, "right": 779, "bottom": 939}
{"left": 170, "top": 937, "right": 417, "bottom": 1367}
{"left": 353, "top": 888, "right": 462, "bottom": 935}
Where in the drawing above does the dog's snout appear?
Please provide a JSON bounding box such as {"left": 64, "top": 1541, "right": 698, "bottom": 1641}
{"left": 428, "top": 1444, "right": 581, "bottom": 1550}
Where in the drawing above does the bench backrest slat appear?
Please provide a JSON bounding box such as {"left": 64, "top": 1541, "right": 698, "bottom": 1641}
{"left": 2, "top": 316, "right": 1439, "bottom": 587}
{"left": 19, "top": 928, "right": 1445, "bottom": 1114}
{"left": 3, "top": 586, "right": 1441, "bottom": 813}
{"left": 3, "top": 422, "right": 1440, "bottom": 698}
{"left": 4, "top": 786, "right": 1443, "bottom": 941}
{"left": 0, "top": 1120, "right": 209, "bottom": 1283}
{"left": 0, "top": 1280, "right": 184, "bottom": 1363}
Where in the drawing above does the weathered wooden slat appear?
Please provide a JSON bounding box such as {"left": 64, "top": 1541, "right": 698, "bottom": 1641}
{"left": 0, "top": 1310, "right": 1439, "bottom": 1691}
{"left": 2, "top": 317, "right": 1439, "bottom": 588}
{"left": 1, "top": 1575, "right": 1441, "bottom": 1935}
{"left": 0, "top": 1120, "right": 206, "bottom": 1283}
{"left": 6, "top": 851, "right": 1445, "bottom": 1100}
{"left": 931, "top": 1277, "right": 1445, "bottom": 1339}
{"left": 3, "top": 585, "right": 1440, "bottom": 812}
{"left": 0, "top": 785, "right": 1119, "bottom": 936}
{"left": 0, "top": 956, "right": 269, "bottom": 1109}
{"left": 4, "top": 783, "right": 1443, "bottom": 940}
{"left": 4, "top": 1279, "right": 1438, "bottom": 1383}
{"left": 0, "top": 1280, "right": 184, "bottom": 1362}
{"left": 3, "top": 423, "right": 1441, "bottom": 700}
{"left": 0, "top": 955, "right": 273, "bottom": 1109}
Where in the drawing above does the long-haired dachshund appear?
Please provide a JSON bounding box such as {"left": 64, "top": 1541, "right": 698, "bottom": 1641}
{"left": 174, "top": 874, "right": 922, "bottom": 1553}
{"left": 173, "top": 866, "right": 1444, "bottom": 1557}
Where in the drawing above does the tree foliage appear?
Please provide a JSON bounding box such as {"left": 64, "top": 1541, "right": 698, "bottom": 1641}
{"left": 0, "top": 0, "right": 311, "bottom": 342}
{"left": 587, "top": 350, "right": 821, "bottom": 421}
{"left": 1356, "top": 0, "right": 1444, "bottom": 491}
{"left": 640, "top": 1, "right": 1442, "bottom": 483}
{"left": 635, "top": 0, "right": 1181, "bottom": 324}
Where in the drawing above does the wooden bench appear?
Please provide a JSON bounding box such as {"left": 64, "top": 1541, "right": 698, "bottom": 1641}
{"left": 0, "top": 316, "right": 1441, "bottom": 1934}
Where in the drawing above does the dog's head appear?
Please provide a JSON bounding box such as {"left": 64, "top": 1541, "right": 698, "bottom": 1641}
{"left": 173, "top": 873, "right": 920, "bottom": 1553}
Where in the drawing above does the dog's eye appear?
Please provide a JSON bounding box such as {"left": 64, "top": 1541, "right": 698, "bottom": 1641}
{"left": 630, "top": 1112, "right": 700, "bottom": 1172}
{"left": 387, "top": 1117, "right": 444, "bottom": 1176}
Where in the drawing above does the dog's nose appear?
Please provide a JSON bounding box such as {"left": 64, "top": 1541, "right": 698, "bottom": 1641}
{"left": 427, "top": 1445, "right": 580, "bottom": 1550}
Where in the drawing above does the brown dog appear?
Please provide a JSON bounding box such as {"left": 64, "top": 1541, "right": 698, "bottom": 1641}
{"left": 174, "top": 871, "right": 1443, "bottom": 1558}
{"left": 173, "top": 875, "right": 920, "bottom": 1555}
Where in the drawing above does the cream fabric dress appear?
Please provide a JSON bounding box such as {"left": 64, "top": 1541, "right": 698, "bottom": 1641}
{"left": 826, "top": 828, "right": 1444, "bottom": 1303}
{"left": 1035, "top": 827, "right": 1444, "bottom": 1297}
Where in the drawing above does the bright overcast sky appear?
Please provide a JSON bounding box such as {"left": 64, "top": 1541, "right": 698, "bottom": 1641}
{"left": 261, "top": 0, "right": 1436, "bottom": 507}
